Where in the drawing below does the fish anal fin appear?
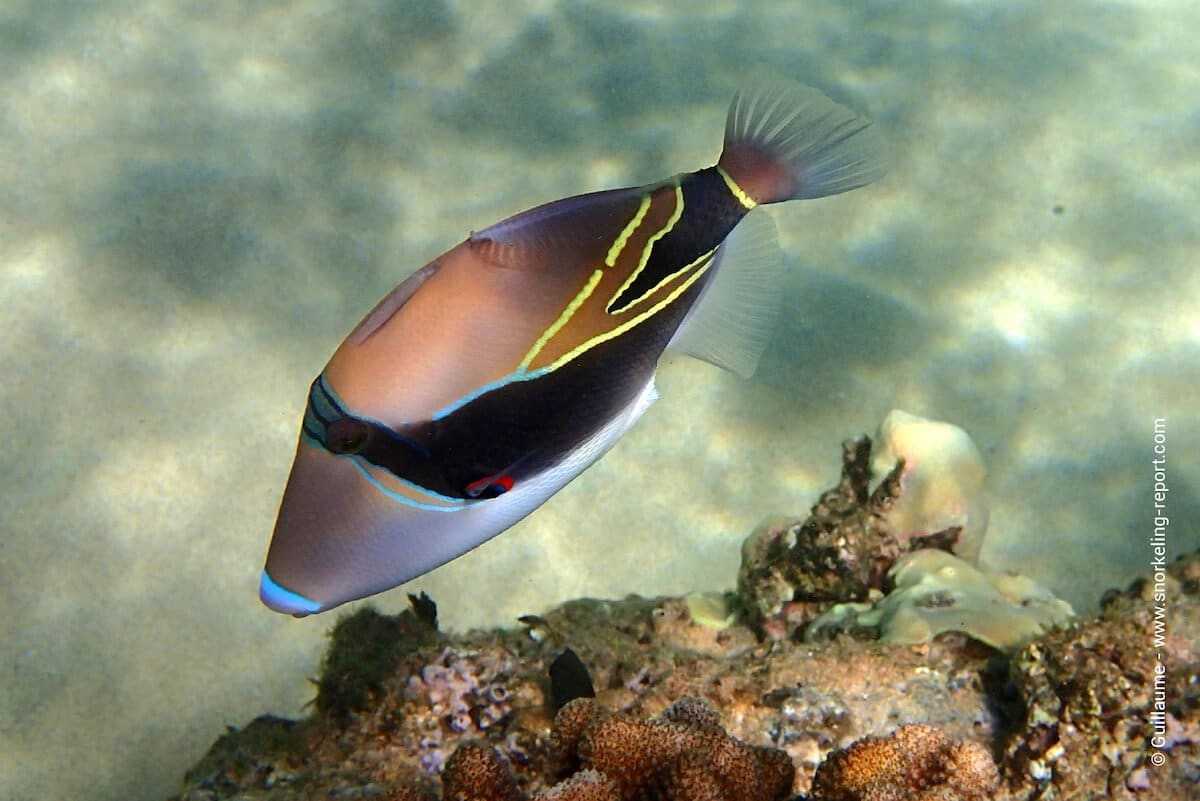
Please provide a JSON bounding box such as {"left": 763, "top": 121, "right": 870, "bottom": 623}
{"left": 666, "top": 208, "right": 782, "bottom": 379}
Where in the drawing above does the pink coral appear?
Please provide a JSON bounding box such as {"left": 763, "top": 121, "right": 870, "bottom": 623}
{"left": 810, "top": 723, "right": 998, "bottom": 801}
{"left": 434, "top": 696, "right": 793, "bottom": 801}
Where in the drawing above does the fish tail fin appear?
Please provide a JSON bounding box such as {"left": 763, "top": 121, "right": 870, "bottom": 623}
{"left": 717, "top": 82, "right": 887, "bottom": 205}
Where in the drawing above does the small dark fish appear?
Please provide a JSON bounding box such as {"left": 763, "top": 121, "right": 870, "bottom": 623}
{"left": 548, "top": 648, "right": 596, "bottom": 711}
{"left": 406, "top": 591, "right": 438, "bottom": 630}
{"left": 260, "top": 81, "right": 886, "bottom": 616}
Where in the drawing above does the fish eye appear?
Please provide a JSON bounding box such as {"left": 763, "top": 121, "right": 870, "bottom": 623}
{"left": 326, "top": 418, "right": 369, "bottom": 454}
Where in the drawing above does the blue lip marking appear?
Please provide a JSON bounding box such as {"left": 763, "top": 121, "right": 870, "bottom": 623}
{"left": 259, "top": 570, "right": 323, "bottom": 617}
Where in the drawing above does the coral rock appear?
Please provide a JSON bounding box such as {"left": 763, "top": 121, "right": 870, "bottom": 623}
{"left": 737, "top": 437, "right": 910, "bottom": 638}
{"left": 1003, "top": 558, "right": 1200, "bottom": 799}
{"left": 810, "top": 723, "right": 998, "bottom": 801}
{"left": 871, "top": 410, "right": 989, "bottom": 563}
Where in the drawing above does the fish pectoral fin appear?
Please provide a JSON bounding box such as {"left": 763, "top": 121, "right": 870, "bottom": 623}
{"left": 666, "top": 208, "right": 782, "bottom": 379}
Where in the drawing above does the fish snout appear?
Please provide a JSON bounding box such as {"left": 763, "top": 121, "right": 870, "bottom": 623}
{"left": 261, "top": 441, "right": 402, "bottom": 616}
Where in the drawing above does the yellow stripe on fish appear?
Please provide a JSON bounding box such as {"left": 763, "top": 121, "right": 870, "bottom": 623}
{"left": 606, "top": 182, "right": 686, "bottom": 314}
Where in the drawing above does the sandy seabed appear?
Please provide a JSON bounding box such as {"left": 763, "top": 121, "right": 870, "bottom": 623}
{"left": 1, "top": 2, "right": 1197, "bottom": 800}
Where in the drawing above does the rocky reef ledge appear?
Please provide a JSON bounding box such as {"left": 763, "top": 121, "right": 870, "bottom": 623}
{"left": 171, "top": 435, "right": 1198, "bottom": 801}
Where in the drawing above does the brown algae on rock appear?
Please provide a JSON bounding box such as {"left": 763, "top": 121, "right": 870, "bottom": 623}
{"left": 736, "top": 435, "right": 910, "bottom": 639}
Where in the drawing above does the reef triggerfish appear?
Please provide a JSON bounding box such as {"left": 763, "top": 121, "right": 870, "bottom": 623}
{"left": 260, "top": 82, "right": 886, "bottom": 616}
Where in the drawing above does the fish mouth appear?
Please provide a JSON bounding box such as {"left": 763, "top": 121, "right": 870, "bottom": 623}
{"left": 259, "top": 569, "right": 324, "bottom": 617}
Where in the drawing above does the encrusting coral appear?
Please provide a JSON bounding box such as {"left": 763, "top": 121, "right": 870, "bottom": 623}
{"left": 809, "top": 723, "right": 999, "bottom": 801}
{"left": 808, "top": 549, "right": 1075, "bottom": 653}
{"left": 441, "top": 741, "right": 526, "bottom": 801}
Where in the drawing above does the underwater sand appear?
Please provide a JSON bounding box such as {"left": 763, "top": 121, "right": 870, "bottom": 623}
{"left": 1, "top": 1, "right": 1197, "bottom": 799}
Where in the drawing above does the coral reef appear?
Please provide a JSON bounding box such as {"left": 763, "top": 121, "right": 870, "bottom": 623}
{"left": 810, "top": 723, "right": 998, "bottom": 801}
{"left": 173, "top": 591, "right": 1003, "bottom": 800}
{"left": 1002, "top": 556, "right": 1200, "bottom": 798}
{"left": 168, "top": 429, "right": 1200, "bottom": 801}
{"left": 168, "top": 549, "right": 1200, "bottom": 800}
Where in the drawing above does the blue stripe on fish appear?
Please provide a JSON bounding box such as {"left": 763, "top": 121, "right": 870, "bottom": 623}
{"left": 347, "top": 457, "right": 472, "bottom": 511}
{"left": 259, "top": 569, "right": 324, "bottom": 617}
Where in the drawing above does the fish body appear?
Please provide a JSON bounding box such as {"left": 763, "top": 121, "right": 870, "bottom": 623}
{"left": 261, "top": 82, "right": 886, "bottom": 616}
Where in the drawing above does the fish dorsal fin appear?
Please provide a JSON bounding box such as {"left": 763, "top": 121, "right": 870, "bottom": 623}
{"left": 666, "top": 208, "right": 782, "bottom": 378}
{"left": 348, "top": 261, "right": 440, "bottom": 345}
{"left": 469, "top": 187, "right": 649, "bottom": 271}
